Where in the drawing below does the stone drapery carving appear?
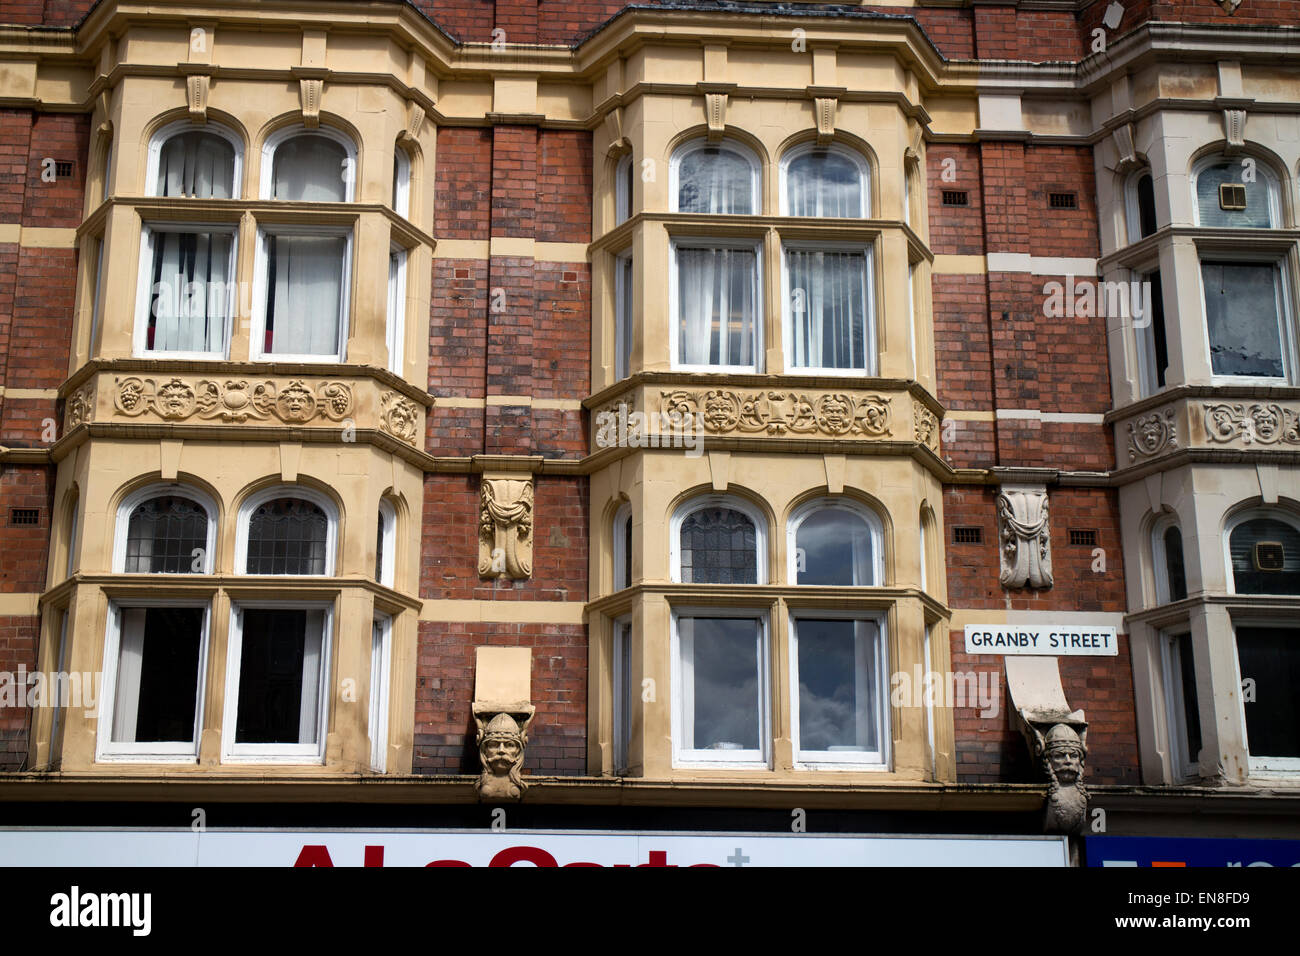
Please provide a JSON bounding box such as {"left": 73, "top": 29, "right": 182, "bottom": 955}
{"left": 1031, "top": 721, "right": 1089, "bottom": 834}
{"left": 997, "top": 485, "right": 1053, "bottom": 590}
{"left": 1126, "top": 407, "right": 1178, "bottom": 461}
{"left": 478, "top": 477, "right": 534, "bottom": 579}
{"left": 113, "top": 376, "right": 352, "bottom": 424}
{"left": 1203, "top": 402, "right": 1300, "bottom": 446}
{"left": 473, "top": 707, "right": 534, "bottom": 802}
{"left": 378, "top": 391, "right": 420, "bottom": 444}
{"left": 660, "top": 389, "right": 891, "bottom": 438}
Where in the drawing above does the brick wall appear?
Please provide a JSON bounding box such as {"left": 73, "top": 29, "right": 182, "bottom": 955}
{"left": 0, "top": 615, "right": 38, "bottom": 771}
{"left": 0, "top": 466, "right": 52, "bottom": 592}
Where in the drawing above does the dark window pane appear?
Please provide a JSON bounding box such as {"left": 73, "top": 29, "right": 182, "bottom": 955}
{"left": 680, "top": 506, "right": 756, "bottom": 583}
{"left": 246, "top": 498, "right": 328, "bottom": 575}
{"left": 236, "top": 608, "right": 316, "bottom": 744}
{"left": 1164, "top": 526, "right": 1187, "bottom": 601}
{"left": 1201, "top": 262, "right": 1284, "bottom": 378}
{"left": 113, "top": 606, "right": 203, "bottom": 744}
{"left": 1136, "top": 172, "right": 1157, "bottom": 238}
{"left": 797, "top": 619, "right": 878, "bottom": 752}
{"left": 1174, "top": 633, "right": 1201, "bottom": 763}
{"left": 1236, "top": 627, "right": 1300, "bottom": 760}
{"left": 124, "top": 496, "right": 208, "bottom": 573}
{"left": 1196, "top": 161, "right": 1272, "bottom": 228}
{"left": 1230, "top": 518, "right": 1300, "bottom": 595}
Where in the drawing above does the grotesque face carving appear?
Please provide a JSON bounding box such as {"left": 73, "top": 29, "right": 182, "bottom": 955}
{"left": 1140, "top": 416, "right": 1163, "bottom": 450}
{"left": 1252, "top": 407, "right": 1279, "bottom": 440}
{"left": 483, "top": 735, "right": 522, "bottom": 775}
{"left": 475, "top": 711, "right": 529, "bottom": 801}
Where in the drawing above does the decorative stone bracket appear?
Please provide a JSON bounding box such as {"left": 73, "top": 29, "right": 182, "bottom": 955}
{"left": 997, "top": 484, "right": 1053, "bottom": 590}
{"left": 1222, "top": 108, "right": 1247, "bottom": 152}
{"left": 473, "top": 647, "right": 534, "bottom": 802}
{"left": 1005, "top": 657, "right": 1089, "bottom": 834}
{"left": 477, "top": 475, "right": 534, "bottom": 579}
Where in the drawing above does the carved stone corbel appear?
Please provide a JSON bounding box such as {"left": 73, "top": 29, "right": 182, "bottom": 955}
{"left": 401, "top": 99, "right": 425, "bottom": 145}
{"left": 477, "top": 476, "right": 534, "bottom": 579}
{"left": 1222, "top": 108, "right": 1247, "bottom": 152}
{"left": 299, "top": 77, "right": 323, "bottom": 128}
{"left": 186, "top": 74, "right": 210, "bottom": 124}
{"left": 1110, "top": 122, "right": 1137, "bottom": 173}
{"left": 1025, "top": 715, "right": 1089, "bottom": 834}
{"left": 813, "top": 96, "right": 837, "bottom": 145}
{"left": 997, "top": 484, "right": 1053, "bottom": 590}
{"left": 604, "top": 105, "right": 629, "bottom": 156}
{"left": 473, "top": 704, "right": 535, "bottom": 801}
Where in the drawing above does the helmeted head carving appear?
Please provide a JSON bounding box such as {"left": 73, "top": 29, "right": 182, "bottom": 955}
{"left": 1043, "top": 723, "right": 1086, "bottom": 787}
{"left": 475, "top": 711, "right": 528, "bottom": 801}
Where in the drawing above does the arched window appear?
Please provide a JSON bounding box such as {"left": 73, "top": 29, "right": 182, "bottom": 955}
{"left": 615, "top": 153, "right": 634, "bottom": 225}
{"left": 392, "top": 147, "right": 410, "bottom": 217}
{"left": 1152, "top": 515, "right": 1188, "bottom": 604}
{"left": 787, "top": 499, "right": 883, "bottom": 586}
{"left": 672, "top": 496, "right": 766, "bottom": 584}
{"left": 375, "top": 499, "right": 396, "bottom": 587}
{"left": 113, "top": 485, "right": 216, "bottom": 574}
{"left": 1192, "top": 154, "right": 1279, "bottom": 229}
{"left": 1126, "top": 167, "right": 1158, "bottom": 242}
{"left": 149, "top": 122, "right": 241, "bottom": 199}
{"left": 1226, "top": 512, "right": 1300, "bottom": 595}
{"left": 782, "top": 144, "right": 867, "bottom": 218}
{"left": 267, "top": 130, "right": 352, "bottom": 202}
{"left": 672, "top": 139, "right": 759, "bottom": 215}
{"left": 613, "top": 502, "right": 632, "bottom": 591}
{"left": 237, "top": 488, "right": 336, "bottom": 576}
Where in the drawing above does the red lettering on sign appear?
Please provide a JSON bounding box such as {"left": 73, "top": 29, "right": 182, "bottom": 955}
{"left": 489, "top": 845, "right": 558, "bottom": 867}
{"left": 293, "top": 845, "right": 335, "bottom": 867}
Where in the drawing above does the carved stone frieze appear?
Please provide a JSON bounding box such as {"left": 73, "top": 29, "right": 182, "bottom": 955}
{"left": 1126, "top": 407, "right": 1178, "bottom": 461}
{"left": 378, "top": 391, "right": 420, "bottom": 444}
{"left": 997, "top": 484, "right": 1053, "bottom": 590}
{"left": 660, "top": 389, "right": 892, "bottom": 438}
{"left": 113, "top": 376, "right": 352, "bottom": 424}
{"left": 478, "top": 477, "right": 534, "bottom": 580}
{"left": 1203, "top": 401, "right": 1300, "bottom": 446}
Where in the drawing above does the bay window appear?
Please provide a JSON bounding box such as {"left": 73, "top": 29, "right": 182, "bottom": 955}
{"left": 236, "top": 488, "right": 336, "bottom": 577}
{"left": 387, "top": 243, "right": 407, "bottom": 374}
{"left": 673, "top": 497, "right": 765, "bottom": 585}
{"left": 1159, "top": 630, "right": 1201, "bottom": 781}
{"left": 790, "top": 614, "right": 888, "bottom": 767}
{"left": 116, "top": 488, "right": 215, "bottom": 574}
{"left": 98, "top": 603, "right": 209, "bottom": 762}
{"left": 1200, "top": 259, "right": 1290, "bottom": 381}
{"left": 615, "top": 252, "right": 633, "bottom": 379}
{"left": 1227, "top": 512, "right": 1300, "bottom": 595}
{"left": 788, "top": 499, "right": 882, "bottom": 586}
{"left": 612, "top": 616, "right": 632, "bottom": 773}
{"left": 253, "top": 227, "right": 351, "bottom": 360}
{"left": 671, "top": 241, "right": 761, "bottom": 371}
{"left": 370, "top": 613, "right": 392, "bottom": 772}
{"left": 1234, "top": 624, "right": 1300, "bottom": 772}
{"left": 148, "top": 123, "right": 240, "bottom": 200}
{"left": 782, "top": 244, "right": 872, "bottom": 373}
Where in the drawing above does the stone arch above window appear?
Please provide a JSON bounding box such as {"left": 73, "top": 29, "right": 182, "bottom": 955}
{"left": 148, "top": 121, "right": 242, "bottom": 199}
{"left": 236, "top": 486, "right": 337, "bottom": 576}
{"left": 787, "top": 497, "right": 884, "bottom": 587}
{"left": 671, "top": 494, "right": 767, "bottom": 584}
{"left": 671, "top": 138, "right": 761, "bottom": 215}
{"left": 113, "top": 483, "right": 218, "bottom": 574}
{"left": 780, "top": 142, "right": 869, "bottom": 218}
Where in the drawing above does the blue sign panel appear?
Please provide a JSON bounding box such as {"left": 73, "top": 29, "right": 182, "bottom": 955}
{"left": 1087, "top": 835, "right": 1300, "bottom": 867}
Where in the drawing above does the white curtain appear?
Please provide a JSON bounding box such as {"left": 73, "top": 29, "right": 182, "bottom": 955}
{"left": 786, "top": 151, "right": 862, "bottom": 218}
{"left": 678, "top": 247, "right": 756, "bottom": 366}
{"left": 268, "top": 235, "right": 345, "bottom": 355}
{"left": 297, "top": 609, "right": 325, "bottom": 745}
{"left": 156, "top": 132, "right": 234, "bottom": 199}
{"left": 150, "top": 231, "right": 232, "bottom": 353}
{"left": 677, "top": 147, "right": 753, "bottom": 214}
{"left": 787, "top": 249, "right": 864, "bottom": 370}
{"left": 111, "top": 609, "right": 146, "bottom": 743}
{"left": 273, "top": 136, "right": 348, "bottom": 202}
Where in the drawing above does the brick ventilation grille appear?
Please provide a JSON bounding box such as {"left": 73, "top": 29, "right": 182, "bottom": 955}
{"left": 9, "top": 508, "right": 40, "bottom": 526}
{"left": 941, "top": 190, "right": 969, "bottom": 207}
{"left": 54, "top": 160, "right": 74, "bottom": 179}
{"left": 1048, "top": 191, "right": 1078, "bottom": 209}
{"left": 1068, "top": 528, "right": 1098, "bottom": 547}
{"left": 953, "top": 526, "right": 982, "bottom": 544}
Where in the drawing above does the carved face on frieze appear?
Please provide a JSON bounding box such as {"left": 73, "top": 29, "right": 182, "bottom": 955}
{"left": 157, "top": 380, "right": 194, "bottom": 417}
{"left": 483, "top": 734, "right": 522, "bottom": 774}
{"left": 1140, "top": 416, "right": 1163, "bottom": 450}
{"left": 1043, "top": 724, "right": 1086, "bottom": 787}
{"left": 820, "top": 395, "right": 853, "bottom": 431}
{"left": 1252, "top": 407, "right": 1279, "bottom": 441}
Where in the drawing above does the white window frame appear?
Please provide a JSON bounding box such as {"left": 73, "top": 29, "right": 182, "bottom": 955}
{"left": 1190, "top": 154, "right": 1281, "bottom": 229}
{"left": 133, "top": 222, "right": 238, "bottom": 359}
{"left": 89, "top": 238, "right": 104, "bottom": 353}
{"left": 788, "top": 610, "right": 890, "bottom": 770}
{"left": 612, "top": 615, "right": 632, "bottom": 774}
{"left": 1223, "top": 507, "right": 1300, "bottom": 595}
{"left": 250, "top": 223, "right": 354, "bottom": 363}
{"left": 613, "top": 501, "right": 632, "bottom": 592}
{"left": 780, "top": 239, "right": 876, "bottom": 376}
{"left": 670, "top": 605, "right": 771, "bottom": 769}
{"left": 235, "top": 485, "right": 338, "bottom": 577}
{"left": 614, "top": 251, "right": 634, "bottom": 380}
{"left": 376, "top": 498, "right": 397, "bottom": 588}
{"left": 113, "top": 482, "right": 218, "bottom": 575}
{"left": 222, "top": 599, "right": 334, "bottom": 764}
{"left": 1158, "top": 628, "right": 1201, "bottom": 782}
{"left": 1195, "top": 250, "right": 1295, "bottom": 386}
{"left": 1124, "top": 167, "right": 1159, "bottom": 245}
{"left": 1130, "top": 263, "right": 1164, "bottom": 397}
{"left": 370, "top": 612, "right": 393, "bottom": 772}
{"left": 786, "top": 497, "right": 884, "bottom": 587}
{"left": 1230, "top": 618, "right": 1300, "bottom": 774}
{"left": 146, "top": 120, "right": 244, "bottom": 199}
{"left": 669, "top": 138, "right": 761, "bottom": 215}
{"left": 670, "top": 494, "right": 768, "bottom": 585}
{"left": 260, "top": 125, "right": 357, "bottom": 203}
{"left": 668, "top": 236, "right": 764, "bottom": 374}
{"left": 1151, "top": 512, "right": 1184, "bottom": 605}
{"left": 387, "top": 242, "right": 408, "bottom": 375}
{"left": 392, "top": 147, "right": 410, "bottom": 218}
{"left": 615, "top": 153, "right": 633, "bottom": 225}
{"left": 777, "top": 141, "right": 870, "bottom": 218}
{"left": 96, "top": 598, "right": 211, "bottom": 763}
